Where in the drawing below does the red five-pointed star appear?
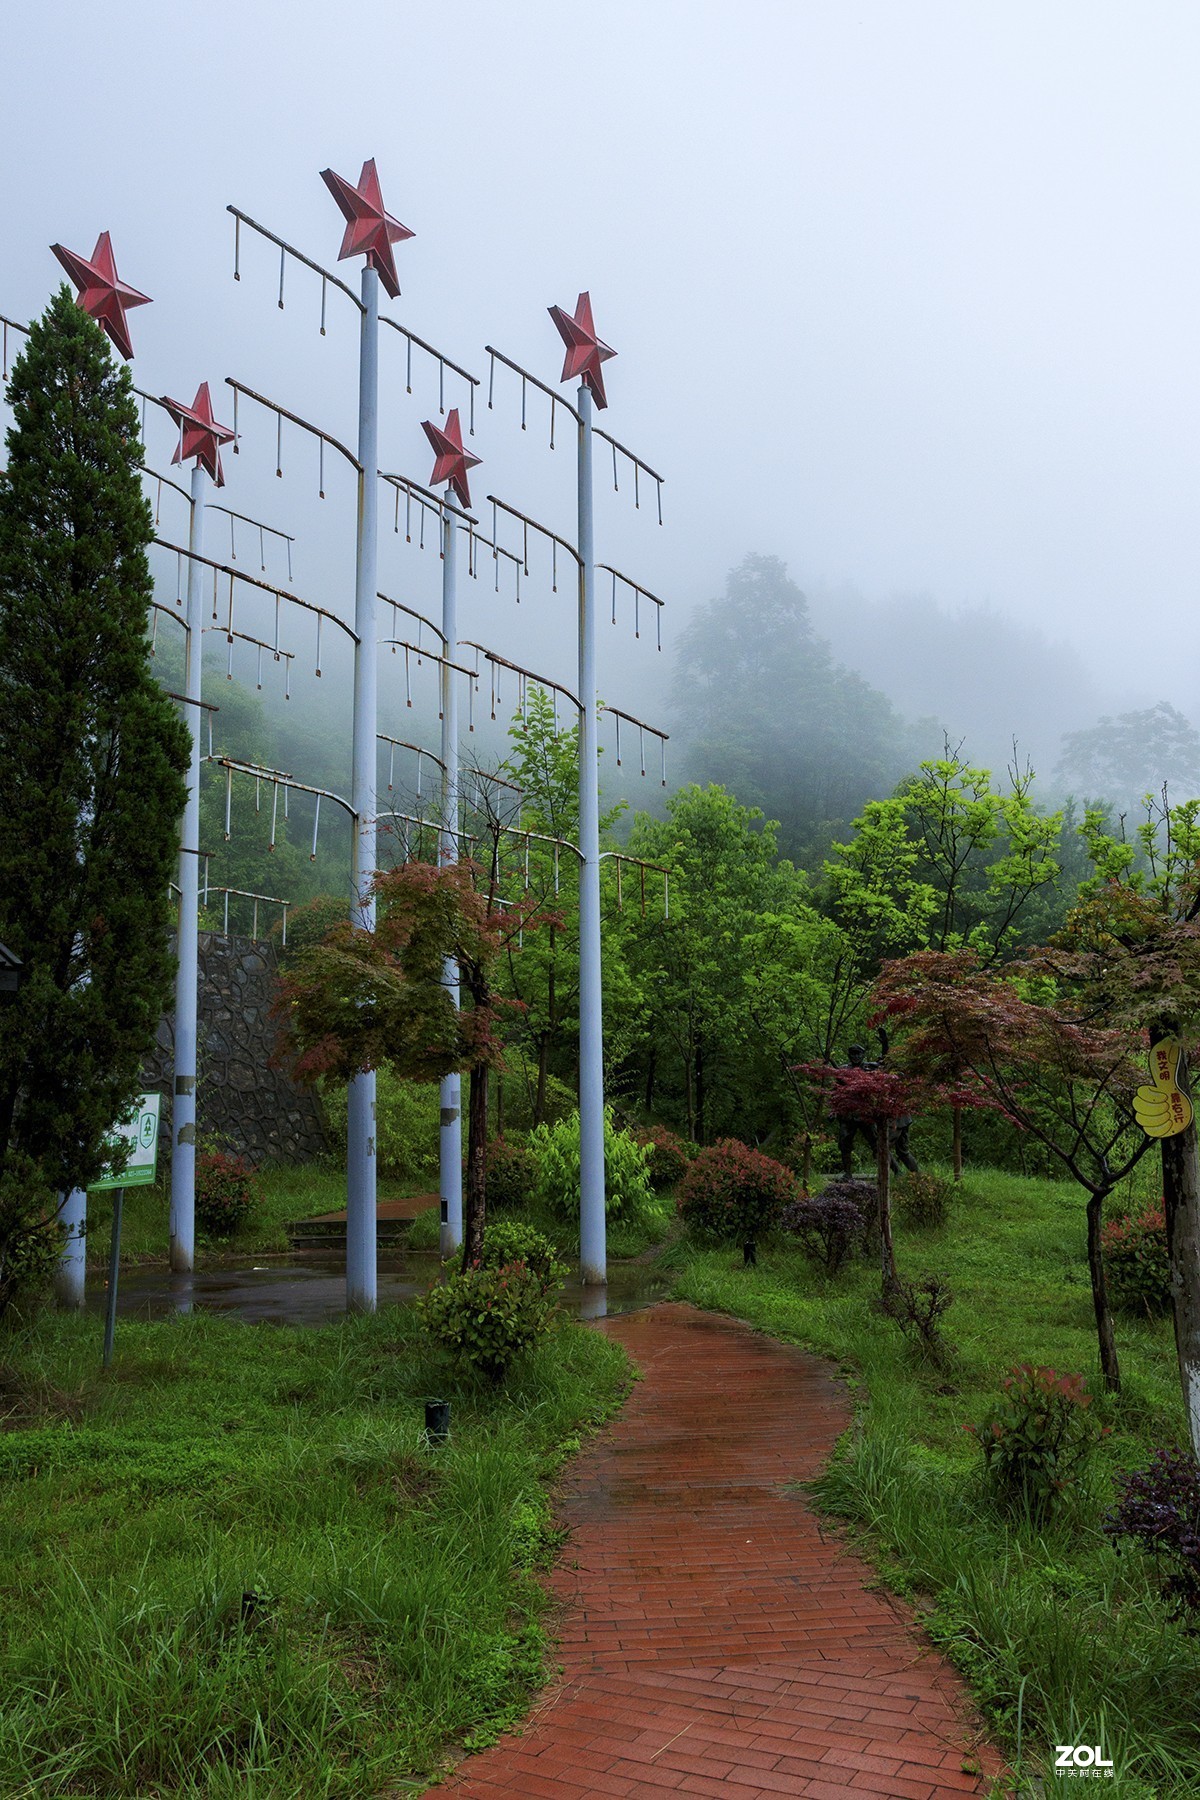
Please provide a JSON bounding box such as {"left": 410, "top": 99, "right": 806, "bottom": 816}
{"left": 161, "top": 383, "right": 236, "bottom": 488}
{"left": 320, "top": 159, "right": 413, "bottom": 300}
{"left": 422, "top": 409, "right": 481, "bottom": 509}
{"left": 547, "top": 291, "right": 616, "bottom": 410}
{"left": 49, "top": 232, "right": 151, "bottom": 361}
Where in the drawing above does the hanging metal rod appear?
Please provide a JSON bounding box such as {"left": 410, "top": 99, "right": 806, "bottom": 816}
{"left": 486, "top": 493, "right": 582, "bottom": 569}
{"left": 224, "top": 377, "right": 361, "bottom": 474}
{"left": 154, "top": 539, "right": 358, "bottom": 647}
{"left": 377, "top": 591, "right": 445, "bottom": 648}
{"left": 227, "top": 205, "right": 364, "bottom": 312}
{"left": 0, "top": 311, "right": 29, "bottom": 379}
{"left": 459, "top": 640, "right": 583, "bottom": 715}
{"left": 381, "top": 637, "right": 479, "bottom": 681}
{"left": 140, "top": 464, "right": 193, "bottom": 506}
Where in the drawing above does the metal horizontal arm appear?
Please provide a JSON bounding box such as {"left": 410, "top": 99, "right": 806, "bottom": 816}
{"left": 485, "top": 343, "right": 582, "bottom": 436}
{"left": 382, "top": 638, "right": 479, "bottom": 682}
{"left": 154, "top": 537, "right": 359, "bottom": 647}
{"left": 380, "top": 315, "right": 479, "bottom": 430}
{"left": 460, "top": 640, "right": 583, "bottom": 716}
{"left": 225, "top": 377, "right": 361, "bottom": 476}
{"left": 227, "top": 204, "right": 364, "bottom": 314}
{"left": 377, "top": 591, "right": 445, "bottom": 648}
{"left": 487, "top": 493, "right": 581, "bottom": 570}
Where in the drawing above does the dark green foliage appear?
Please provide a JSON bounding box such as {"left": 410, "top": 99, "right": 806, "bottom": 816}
{"left": 676, "top": 1138, "right": 797, "bottom": 1245}
{"left": 1106, "top": 1447, "right": 1200, "bottom": 1621}
{"left": 1102, "top": 1204, "right": 1172, "bottom": 1316}
{"left": 968, "top": 1364, "right": 1107, "bottom": 1519}
{"left": 480, "top": 1135, "right": 536, "bottom": 1212}
{"left": 420, "top": 1261, "right": 560, "bottom": 1383}
{"left": 0, "top": 291, "right": 189, "bottom": 1306}
{"left": 894, "top": 1170, "right": 955, "bottom": 1229}
{"left": 876, "top": 1272, "right": 955, "bottom": 1366}
{"left": 194, "top": 1150, "right": 260, "bottom": 1240}
{"left": 528, "top": 1109, "right": 654, "bottom": 1225}
{"left": 779, "top": 1186, "right": 866, "bottom": 1274}
{"left": 631, "top": 1123, "right": 695, "bottom": 1190}
{"left": 476, "top": 1219, "right": 565, "bottom": 1288}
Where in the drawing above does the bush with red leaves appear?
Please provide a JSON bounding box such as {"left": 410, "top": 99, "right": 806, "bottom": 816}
{"left": 677, "top": 1139, "right": 798, "bottom": 1247}
{"left": 632, "top": 1124, "right": 695, "bottom": 1191}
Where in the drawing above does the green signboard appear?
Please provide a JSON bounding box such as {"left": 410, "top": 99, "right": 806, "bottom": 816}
{"left": 89, "top": 1092, "right": 161, "bottom": 1192}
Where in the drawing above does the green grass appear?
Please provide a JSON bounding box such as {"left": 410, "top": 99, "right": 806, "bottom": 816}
{"left": 664, "top": 1166, "right": 1198, "bottom": 1797}
{"left": 88, "top": 1161, "right": 435, "bottom": 1265}
{"left": 0, "top": 1304, "right": 630, "bottom": 1797}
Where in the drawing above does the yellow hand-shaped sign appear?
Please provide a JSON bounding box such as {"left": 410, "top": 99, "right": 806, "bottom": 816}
{"left": 1134, "top": 1038, "right": 1194, "bottom": 1139}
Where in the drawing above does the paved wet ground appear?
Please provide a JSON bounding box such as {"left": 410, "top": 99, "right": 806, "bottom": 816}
{"left": 433, "top": 1303, "right": 1006, "bottom": 1800}
{"left": 86, "top": 1253, "right": 670, "bottom": 1326}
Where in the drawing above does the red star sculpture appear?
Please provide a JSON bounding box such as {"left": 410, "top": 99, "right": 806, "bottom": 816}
{"left": 49, "top": 231, "right": 151, "bottom": 361}
{"left": 547, "top": 291, "right": 616, "bottom": 410}
{"left": 422, "top": 409, "right": 481, "bottom": 509}
{"left": 320, "top": 159, "right": 413, "bottom": 300}
{"left": 161, "top": 383, "right": 236, "bottom": 488}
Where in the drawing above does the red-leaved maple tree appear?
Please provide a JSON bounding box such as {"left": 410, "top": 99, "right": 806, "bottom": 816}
{"left": 872, "top": 948, "right": 1153, "bottom": 1391}
{"left": 277, "top": 859, "right": 550, "bottom": 1268}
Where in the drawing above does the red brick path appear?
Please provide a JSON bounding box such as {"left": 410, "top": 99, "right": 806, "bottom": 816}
{"left": 433, "top": 1303, "right": 1005, "bottom": 1799}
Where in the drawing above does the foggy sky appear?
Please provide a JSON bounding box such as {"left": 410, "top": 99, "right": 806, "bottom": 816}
{"left": 3, "top": 0, "right": 1200, "bottom": 780}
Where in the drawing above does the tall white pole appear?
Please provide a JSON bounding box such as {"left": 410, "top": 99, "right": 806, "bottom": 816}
{"left": 54, "top": 1186, "right": 87, "bottom": 1308}
{"left": 169, "top": 460, "right": 207, "bottom": 1273}
{"left": 346, "top": 265, "right": 380, "bottom": 1312}
{"left": 438, "top": 492, "right": 463, "bottom": 1258}
{"left": 576, "top": 384, "right": 606, "bottom": 1288}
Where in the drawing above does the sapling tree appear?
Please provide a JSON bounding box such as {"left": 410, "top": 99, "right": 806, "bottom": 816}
{"left": 0, "top": 290, "right": 189, "bottom": 1307}
{"left": 873, "top": 949, "right": 1153, "bottom": 1391}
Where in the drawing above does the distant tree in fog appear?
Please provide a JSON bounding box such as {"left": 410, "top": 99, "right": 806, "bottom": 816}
{"left": 673, "top": 554, "right": 931, "bottom": 854}
{"left": 1057, "top": 701, "right": 1200, "bottom": 803}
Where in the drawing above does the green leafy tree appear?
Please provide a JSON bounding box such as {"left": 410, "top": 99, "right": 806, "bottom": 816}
{"left": 626, "top": 784, "right": 789, "bottom": 1142}
{"left": 0, "top": 289, "right": 189, "bottom": 1304}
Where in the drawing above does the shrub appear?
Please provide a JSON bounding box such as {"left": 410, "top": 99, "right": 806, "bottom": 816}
{"left": 779, "top": 1186, "right": 865, "bottom": 1275}
{"left": 877, "top": 1273, "right": 954, "bottom": 1366}
{"left": 631, "top": 1125, "right": 695, "bottom": 1191}
{"left": 1105, "top": 1446, "right": 1200, "bottom": 1620}
{"left": 419, "top": 1260, "right": 558, "bottom": 1383}
{"left": 322, "top": 1068, "right": 439, "bottom": 1181}
{"left": 967, "top": 1364, "right": 1107, "bottom": 1519}
{"left": 894, "top": 1170, "right": 954, "bottom": 1229}
{"left": 194, "top": 1150, "right": 260, "bottom": 1239}
{"left": 477, "top": 1220, "right": 565, "bottom": 1289}
{"left": 677, "top": 1139, "right": 797, "bottom": 1248}
{"left": 479, "top": 1136, "right": 535, "bottom": 1213}
{"left": 1101, "top": 1204, "right": 1171, "bottom": 1316}
{"left": 528, "top": 1108, "right": 653, "bottom": 1225}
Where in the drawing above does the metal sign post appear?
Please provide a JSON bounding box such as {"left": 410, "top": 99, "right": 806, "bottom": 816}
{"left": 90, "top": 1093, "right": 161, "bottom": 1367}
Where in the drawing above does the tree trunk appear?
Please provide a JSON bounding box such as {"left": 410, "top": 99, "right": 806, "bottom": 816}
{"left": 801, "top": 1131, "right": 812, "bottom": 1196}
{"left": 495, "top": 1074, "right": 504, "bottom": 1139}
{"left": 644, "top": 1044, "right": 657, "bottom": 1113}
{"left": 536, "top": 1029, "right": 550, "bottom": 1123}
{"left": 695, "top": 1043, "right": 706, "bottom": 1146}
{"left": 1159, "top": 1044, "right": 1200, "bottom": 1457}
{"left": 1085, "top": 1189, "right": 1121, "bottom": 1393}
{"left": 461, "top": 1059, "right": 489, "bottom": 1271}
{"left": 877, "top": 1121, "right": 898, "bottom": 1293}
{"left": 952, "top": 1105, "right": 963, "bottom": 1183}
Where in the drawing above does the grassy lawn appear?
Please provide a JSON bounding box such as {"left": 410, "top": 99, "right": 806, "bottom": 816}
{"left": 663, "top": 1167, "right": 1198, "bottom": 1797}
{"left": 86, "top": 1162, "right": 435, "bottom": 1265}
{"left": 0, "top": 1303, "right": 630, "bottom": 1798}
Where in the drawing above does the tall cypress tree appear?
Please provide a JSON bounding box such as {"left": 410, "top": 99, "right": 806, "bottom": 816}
{"left": 0, "top": 288, "right": 189, "bottom": 1266}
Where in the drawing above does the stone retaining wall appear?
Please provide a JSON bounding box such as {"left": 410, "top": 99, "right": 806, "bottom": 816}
{"left": 144, "top": 932, "right": 327, "bottom": 1168}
